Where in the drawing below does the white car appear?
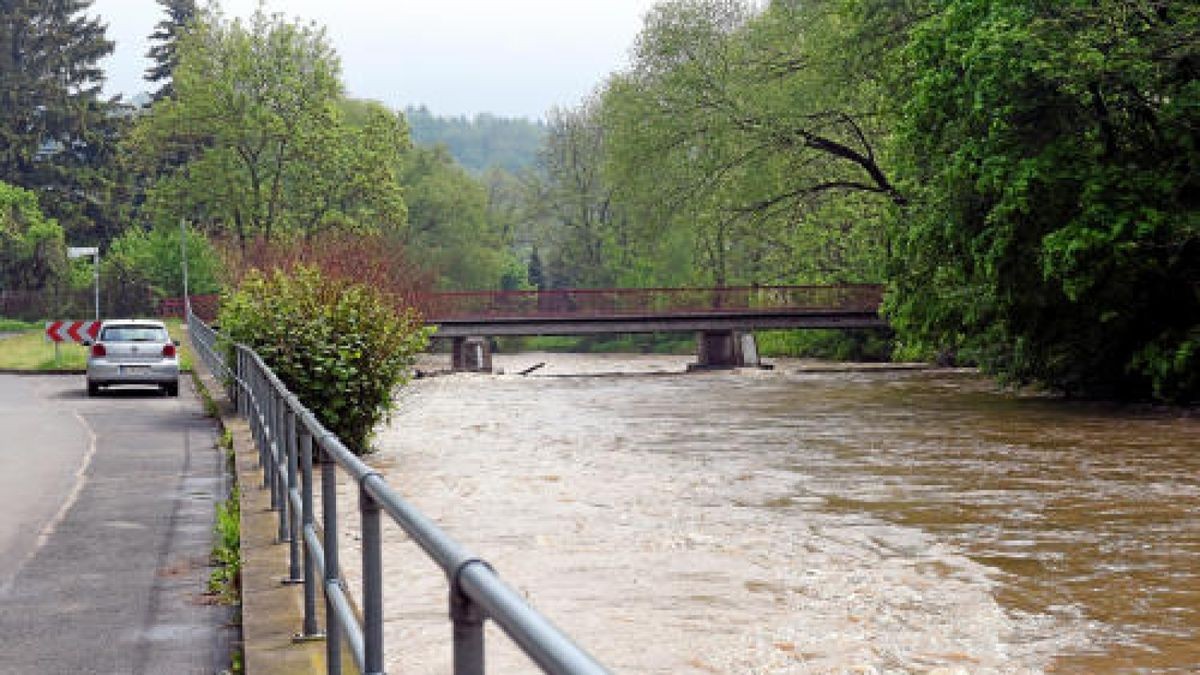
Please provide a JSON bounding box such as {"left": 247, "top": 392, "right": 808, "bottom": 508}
{"left": 84, "top": 319, "right": 180, "bottom": 397}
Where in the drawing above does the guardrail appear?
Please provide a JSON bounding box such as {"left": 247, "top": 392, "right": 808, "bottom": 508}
{"left": 417, "top": 283, "right": 885, "bottom": 320}
{"left": 186, "top": 309, "right": 609, "bottom": 674}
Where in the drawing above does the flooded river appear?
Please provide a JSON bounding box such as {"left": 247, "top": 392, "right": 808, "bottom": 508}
{"left": 338, "top": 353, "right": 1199, "bottom": 673}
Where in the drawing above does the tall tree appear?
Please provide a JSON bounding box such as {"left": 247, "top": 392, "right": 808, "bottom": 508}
{"left": 529, "top": 100, "right": 623, "bottom": 288}
{"left": 0, "top": 0, "right": 123, "bottom": 240}
{"left": 145, "top": 0, "right": 198, "bottom": 102}
{"left": 127, "top": 7, "right": 406, "bottom": 245}
{"left": 399, "top": 144, "right": 506, "bottom": 290}
{"left": 888, "top": 0, "right": 1200, "bottom": 401}
{"left": 599, "top": 0, "right": 896, "bottom": 287}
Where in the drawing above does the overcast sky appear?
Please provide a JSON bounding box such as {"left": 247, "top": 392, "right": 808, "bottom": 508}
{"left": 90, "top": 0, "right": 659, "bottom": 119}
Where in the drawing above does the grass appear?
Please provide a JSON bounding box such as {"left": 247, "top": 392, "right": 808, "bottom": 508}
{"left": 208, "top": 484, "right": 242, "bottom": 604}
{"left": 500, "top": 333, "right": 695, "bottom": 355}
{"left": 0, "top": 318, "right": 195, "bottom": 371}
{"left": 0, "top": 318, "right": 40, "bottom": 332}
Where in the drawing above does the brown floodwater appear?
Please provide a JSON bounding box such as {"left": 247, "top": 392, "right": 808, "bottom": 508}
{"left": 335, "top": 353, "right": 1199, "bottom": 674}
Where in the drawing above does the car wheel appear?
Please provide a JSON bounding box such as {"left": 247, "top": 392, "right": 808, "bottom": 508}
{"left": 87, "top": 382, "right": 100, "bottom": 397}
{"left": 164, "top": 383, "right": 179, "bottom": 397}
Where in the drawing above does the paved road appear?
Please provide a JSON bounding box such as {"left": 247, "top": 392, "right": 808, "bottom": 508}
{"left": 0, "top": 374, "right": 233, "bottom": 674}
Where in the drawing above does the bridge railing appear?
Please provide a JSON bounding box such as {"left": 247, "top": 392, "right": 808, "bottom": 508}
{"left": 160, "top": 293, "right": 221, "bottom": 322}
{"left": 417, "top": 284, "right": 884, "bottom": 321}
{"left": 186, "top": 309, "right": 609, "bottom": 675}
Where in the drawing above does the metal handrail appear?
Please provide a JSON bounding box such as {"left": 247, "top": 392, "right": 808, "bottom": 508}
{"left": 417, "top": 283, "right": 885, "bottom": 321}
{"left": 186, "top": 309, "right": 609, "bottom": 675}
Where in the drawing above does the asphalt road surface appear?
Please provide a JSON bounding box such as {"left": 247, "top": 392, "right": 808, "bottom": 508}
{"left": 0, "top": 373, "right": 233, "bottom": 674}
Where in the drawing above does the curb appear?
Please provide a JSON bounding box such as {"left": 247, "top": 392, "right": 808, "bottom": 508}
{"left": 191, "top": 359, "right": 333, "bottom": 674}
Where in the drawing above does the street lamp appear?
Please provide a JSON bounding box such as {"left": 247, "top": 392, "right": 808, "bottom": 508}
{"left": 67, "top": 246, "right": 99, "bottom": 321}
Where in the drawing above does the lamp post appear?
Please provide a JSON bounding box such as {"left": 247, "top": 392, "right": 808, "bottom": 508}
{"left": 67, "top": 246, "right": 99, "bottom": 321}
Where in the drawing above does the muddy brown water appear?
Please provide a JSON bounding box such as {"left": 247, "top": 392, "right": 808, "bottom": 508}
{"left": 333, "top": 353, "right": 1199, "bottom": 673}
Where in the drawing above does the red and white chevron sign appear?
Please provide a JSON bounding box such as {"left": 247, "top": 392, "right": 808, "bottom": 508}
{"left": 44, "top": 320, "right": 101, "bottom": 344}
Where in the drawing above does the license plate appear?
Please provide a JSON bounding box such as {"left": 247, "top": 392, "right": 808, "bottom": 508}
{"left": 120, "top": 365, "right": 150, "bottom": 374}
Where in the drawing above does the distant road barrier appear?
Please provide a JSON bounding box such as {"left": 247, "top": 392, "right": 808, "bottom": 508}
{"left": 186, "top": 309, "right": 609, "bottom": 675}
{"left": 44, "top": 320, "right": 101, "bottom": 343}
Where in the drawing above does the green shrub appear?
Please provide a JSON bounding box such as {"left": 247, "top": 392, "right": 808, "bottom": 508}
{"left": 756, "top": 329, "right": 894, "bottom": 362}
{"left": 219, "top": 266, "right": 430, "bottom": 454}
{"left": 500, "top": 333, "right": 695, "bottom": 354}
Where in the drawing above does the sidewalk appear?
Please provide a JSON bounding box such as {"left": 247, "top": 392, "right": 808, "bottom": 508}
{"left": 191, "top": 354, "right": 337, "bottom": 675}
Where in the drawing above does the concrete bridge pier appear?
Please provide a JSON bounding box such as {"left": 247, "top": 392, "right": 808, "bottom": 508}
{"left": 451, "top": 336, "right": 492, "bottom": 372}
{"left": 690, "top": 330, "right": 760, "bottom": 370}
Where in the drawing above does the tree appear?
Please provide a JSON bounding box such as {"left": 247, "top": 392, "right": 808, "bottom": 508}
{"left": 887, "top": 0, "right": 1200, "bottom": 401}
{"left": 0, "top": 180, "right": 66, "bottom": 291}
{"left": 404, "top": 106, "right": 547, "bottom": 173}
{"left": 128, "top": 7, "right": 406, "bottom": 245}
{"left": 528, "top": 100, "right": 623, "bottom": 288}
{"left": 145, "top": 0, "right": 198, "bottom": 102}
{"left": 399, "top": 144, "right": 506, "bottom": 289}
{"left": 598, "top": 0, "right": 896, "bottom": 287}
{"left": 526, "top": 246, "right": 545, "bottom": 290}
{"left": 0, "top": 0, "right": 123, "bottom": 239}
{"left": 103, "top": 222, "right": 222, "bottom": 298}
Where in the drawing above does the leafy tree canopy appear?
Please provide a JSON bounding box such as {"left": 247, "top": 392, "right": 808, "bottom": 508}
{"left": 887, "top": 0, "right": 1200, "bottom": 401}
{"left": 127, "top": 6, "right": 407, "bottom": 244}
{"left": 104, "top": 222, "right": 222, "bottom": 298}
{"left": 0, "top": 180, "right": 66, "bottom": 291}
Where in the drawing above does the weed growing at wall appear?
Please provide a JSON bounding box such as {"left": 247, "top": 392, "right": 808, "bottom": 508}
{"left": 209, "top": 486, "right": 241, "bottom": 603}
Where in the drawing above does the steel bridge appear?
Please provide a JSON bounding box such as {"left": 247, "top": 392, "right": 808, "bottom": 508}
{"left": 415, "top": 284, "right": 887, "bottom": 370}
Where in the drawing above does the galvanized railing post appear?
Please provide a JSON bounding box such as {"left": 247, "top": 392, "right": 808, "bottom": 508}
{"left": 235, "top": 349, "right": 243, "bottom": 417}
{"left": 271, "top": 389, "right": 282, "bottom": 502}
{"left": 361, "top": 480, "right": 385, "bottom": 674}
{"left": 239, "top": 350, "right": 248, "bottom": 418}
{"left": 322, "top": 442, "right": 343, "bottom": 675}
{"left": 451, "top": 578, "right": 486, "bottom": 675}
{"left": 298, "top": 424, "right": 321, "bottom": 638}
{"left": 251, "top": 359, "right": 263, "bottom": 468}
{"left": 259, "top": 368, "right": 269, "bottom": 473}
{"left": 275, "top": 390, "right": 289, "bottom": 544}
{"left": 262, "top": 373, "right": 273, "bottom": 489}
{"left": 284, "top": 402, "right": 301, "bottom": 578}
{"left": 266, "top": 387, "right": 275, "bottom": 492}
{"left": 257, "top": 367, "right": 267, "bottom": 470}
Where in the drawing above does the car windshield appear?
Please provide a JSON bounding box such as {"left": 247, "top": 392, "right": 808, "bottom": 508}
{"left": 101, "top": 326, "right": 168, "bottom": 342}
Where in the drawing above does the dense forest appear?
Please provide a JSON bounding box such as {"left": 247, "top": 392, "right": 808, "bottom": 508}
{"left": 405, "top": 106, "right": 545, "bottom": 174}
{"left": 1, "top": 0, "right": 1196, "bottom": 402}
